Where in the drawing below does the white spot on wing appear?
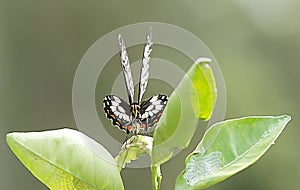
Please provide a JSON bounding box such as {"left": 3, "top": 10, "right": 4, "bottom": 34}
{"left": 152, "top": 109, "right": 159, "bottom": 114}
{"left": 111, "top": 101, "right": 119, "bottom": 106}
{"left": 146, "top": 105, "right": 154, "bottom": 111}
{"left": 118, "top": 106, "right": 126, "bottom": 113}
{"left": 152, "top": 100, "right": 161, "bottom": 105}
{"left": 123, "top": 115, "right": 130, "bottom": 122}
{"left": 149, "top": 112, "right": 153, "bottom": 117}
{"left": 113, "top": 96, "right": 121, "bottom": 103}
{"left": 150, "top": 96, "right": 158, "bottom": 103}
{"left": 111, "top": 106, "right": 116, "bottom": 112}
{"left": 142, "top": 112, "right": 148, "bottom": 119}
{"left": 155, "top": 105, "right": 163, "bottom": 110}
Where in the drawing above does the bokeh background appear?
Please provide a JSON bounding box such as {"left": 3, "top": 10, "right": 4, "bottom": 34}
{"left": 1, "top": 0, "right": 299, "bottom": 189}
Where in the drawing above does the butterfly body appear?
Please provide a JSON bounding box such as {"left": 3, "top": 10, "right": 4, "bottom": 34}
{"left": 103, "top": 94, "right": 168, "bottom": 134}
{"left": 103, "top": 29, "right": 168, "bottom": 135}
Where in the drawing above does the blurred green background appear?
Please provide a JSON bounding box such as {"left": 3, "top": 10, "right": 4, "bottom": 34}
{"left": 1, "top": 0, "right": 299, "bottom": 189}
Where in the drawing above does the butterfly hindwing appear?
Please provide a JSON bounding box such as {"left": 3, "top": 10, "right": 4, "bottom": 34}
{"left": 140, "top": 94, "right": 168, "bottom": 130}
{"left": 103, "top": 95, "right": 132, "bottom": 133}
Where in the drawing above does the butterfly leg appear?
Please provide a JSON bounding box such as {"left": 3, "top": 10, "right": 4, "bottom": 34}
{"left": 145, "top": 118, "right": 149, "bottom": 132}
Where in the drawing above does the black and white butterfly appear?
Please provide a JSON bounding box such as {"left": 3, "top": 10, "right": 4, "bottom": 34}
{"left": 103, "top": 29, "right": 168, "bottom": 135}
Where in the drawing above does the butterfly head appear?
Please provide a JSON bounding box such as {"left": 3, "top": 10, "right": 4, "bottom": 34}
{"left": 130, "top": 103, "right": 140, "bottom": 118}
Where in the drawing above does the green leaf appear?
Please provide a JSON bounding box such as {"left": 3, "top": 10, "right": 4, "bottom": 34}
{"left": 152, "top": 58, "right": 217, "bottom": 165}
{"left": 115, "top": 135, "right": 153, "bottom": 171}
{"left": 190, "top": 58, "right": 217, "bottom": 120}
{"left": 175, "top": 115, "right": 291, "bottom": 190}
{"left": 6, "top": 128, "right": 124, "bottom": 190}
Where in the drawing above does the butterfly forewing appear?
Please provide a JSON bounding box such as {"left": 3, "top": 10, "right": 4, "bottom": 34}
{"left": 138, "top": 28, "right": 153, "bottom": 104}
{"left": 103, "top": 95, "right": 132, "bottom": 133}
{"left": 118, "top": 34, "right": 135, "bottom": 105}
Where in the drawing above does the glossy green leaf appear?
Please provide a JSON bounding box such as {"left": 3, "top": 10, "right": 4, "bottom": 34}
{"left": 152, "top": 58, "right": 217, "bottom": 165}
{"left": 115, "top": 135, "right": 152, "bottom": 171}
{"left": 6, "top": 128, "right": 124, "bottom": 190}
{"left": 175, "top": 115, "right": 291, "bottom": 190}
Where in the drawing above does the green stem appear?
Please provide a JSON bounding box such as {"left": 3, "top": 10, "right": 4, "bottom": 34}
{"left": 151, "top": 164, "right": 162, "bottom": 190}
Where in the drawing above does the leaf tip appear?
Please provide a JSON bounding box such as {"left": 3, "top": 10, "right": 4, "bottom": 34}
{"left": 281, "top": 114, "right": 291, "bottom": 121}
{"left": 275, "top": 114, "right": 291, "bottom": 126}
{"left": 196, "top": 57, "right": 212, "bottom": 64}
{"left": 6, "top": 132, "right": 16, "bottom": 146}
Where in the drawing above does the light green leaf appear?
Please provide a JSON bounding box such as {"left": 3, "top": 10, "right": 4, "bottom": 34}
{"left": 115, "top": 135, "right": 152, "bottom": 171}
{"left": 6, "top": 128, "right": 124, "bottom": 190}
{"left": 190, "top": 58, "right": 217, "bottom": 120}
{"left": 152, "top": 58, "right": 217, "bottom": 165}
{"left": 175, "top": 115, "right": 291, "bottom": 190}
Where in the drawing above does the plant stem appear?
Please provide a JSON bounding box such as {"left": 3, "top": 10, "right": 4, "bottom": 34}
{"left": 151, "top": 164, "right": 162, "bottom": 190}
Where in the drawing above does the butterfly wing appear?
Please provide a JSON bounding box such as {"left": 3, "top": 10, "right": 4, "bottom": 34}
{"left": 118, "top": 34, "right": 135, "bottom": 105}
{"left": 103, "top": 95, "right": 132, "bottom": 133}
{"left": 139, "top": 94, "right": 168, "bottom": 130}
{"left": 138, "top": 28, "right": 153, "bottom": 104}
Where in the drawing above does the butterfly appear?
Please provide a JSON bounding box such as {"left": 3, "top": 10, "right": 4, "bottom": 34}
{"left": 103, "top": 29, "right": 168, "bottom": 135}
